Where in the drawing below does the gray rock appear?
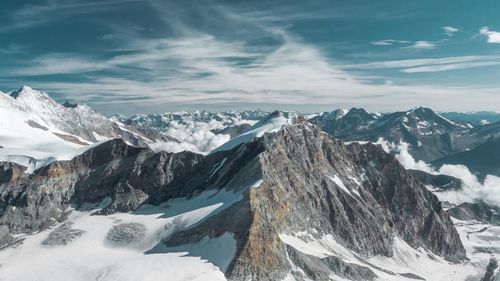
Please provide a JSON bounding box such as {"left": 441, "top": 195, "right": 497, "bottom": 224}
{"left": 42, "top": 222, "right": 85, "bottom": 246}
{"left": 286, "top": 245, "right": 377, "bottom": 281}
{"left": 408, "top": 169, "right": 464, "bottom": 191}
{"left": 106, "top": 223, "right": 146, "bottom": 245}
{"left": 481, "top": 258, "right": 498, "bottom": 281}
{"left": 0, "top": 225, "right": 14, "bottom": 248}
{"left": 448, "top": 201, "right": 500, "bottom": 225}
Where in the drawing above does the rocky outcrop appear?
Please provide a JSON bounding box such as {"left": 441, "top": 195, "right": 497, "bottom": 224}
{"left": 448, "top": 201, "right": 500, "bottom": 225}
{"left": 481, "top": 258, "right": 499, "bottom": 281}
{"left": 408, "top": 169, "right": 464, "bottom": 190}
{"left": 212, "top": 124, "right": 252, "bottom": 138}
{"left": 0, "top": 162, "right": 28, "bottom": 185}
{"left": 285, "top": 245, "right": 377, "bottom": 281}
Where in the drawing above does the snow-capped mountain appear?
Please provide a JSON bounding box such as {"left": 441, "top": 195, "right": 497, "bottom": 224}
{"left": 311, "top": 107, "right": 476, "bottom": 162}
{"left": 0, "top": 86, "right": 153, "bottom": 171}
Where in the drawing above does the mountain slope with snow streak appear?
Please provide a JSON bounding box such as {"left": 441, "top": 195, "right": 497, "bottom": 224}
{"left": 0, "top": 86, "right": 153, "bottom": 171}
{"left": 211, "top": 110, "right": 298, "bottom": 153}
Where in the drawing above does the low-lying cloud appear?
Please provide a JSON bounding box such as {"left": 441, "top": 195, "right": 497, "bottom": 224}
{"left": 148, "top": 119, "right": 231, "bottom": 155}
{"left": 376, "top": 138, "right": 500, "bottom": 207}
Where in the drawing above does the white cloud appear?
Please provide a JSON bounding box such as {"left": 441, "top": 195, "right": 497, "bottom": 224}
{"left": 442, "top": 26, "right": 459, "bottom": 36}
{"left": 408, "top": 41, "right": 435, "bottom": 49}
{"left": 479, "top": 26, "right": 500, "bottom": 44}
{"left": 371, "top": 39, "right": 436, "bottom": 50}
{"left": 371, "top": 39, "right": 410, "bottom": 46}
{"left": 402, "top": 60, "right": 500, "bottom": 73}
{"left": 155, "top": 119, "right": 231, "bottom": 154}
{"left": 346, "top": 55, "right": 500, "bottom": 73}
{"left": 436, "top": 165, "right": 500, "bottom": 207}
{"left": 378, "top": 139, "right": 500, "bottom": 207}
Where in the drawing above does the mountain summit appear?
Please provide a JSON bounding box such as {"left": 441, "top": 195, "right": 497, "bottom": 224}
{"left": 0, "top": 86, "right": 153, "bottom": 171}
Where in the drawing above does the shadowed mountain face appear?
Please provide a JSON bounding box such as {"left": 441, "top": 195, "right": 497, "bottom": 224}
{"left": 448, "top": 201, "right": 500, "bottom": 225}
{"left": 407, "top": 169, "right": 464, "bottom": 191}
{"left": 432, "top": 138, "right": 500, "bottom": 180}
{"left": 0, "top": 119, "right": 465, "bottom": 280}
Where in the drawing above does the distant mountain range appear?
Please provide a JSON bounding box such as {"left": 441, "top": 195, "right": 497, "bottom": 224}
{"left": 310, "top": 107, "right": 500, "bottom": 179}
{"left": 441, "top": 111, "right": 500, "bottom": 125}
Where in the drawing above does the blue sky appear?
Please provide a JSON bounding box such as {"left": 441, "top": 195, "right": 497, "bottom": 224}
{"left": 1, "top": 0, "right": 500, "bottom": 114}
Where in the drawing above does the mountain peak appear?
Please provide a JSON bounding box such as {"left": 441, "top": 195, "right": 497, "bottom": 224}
{"left": 408, "top": 106, "right": 435, "bottom": 116}
{"left": 345, "top": 107, "right": 375, "bottom": 119}
{"left": 10, "top": 85, "right": 40, "bottom": 99}
{"left": 62, "top": 100, "right": 78, "bottom": 108}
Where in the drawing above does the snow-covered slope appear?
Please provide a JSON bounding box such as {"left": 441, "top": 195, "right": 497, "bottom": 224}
{"left": 0, "top": 86, "right": 151, "bottom": 171}
{"left": 211, "top": 110, "right": 298, "bottom": 153}
{"left": 0, "top": 87, "right": 89, "bottom": 171}
{"left": 0, "top": 188, "right": 244, "bottom": 281}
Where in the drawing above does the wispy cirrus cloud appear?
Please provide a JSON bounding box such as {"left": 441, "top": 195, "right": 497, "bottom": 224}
{"left": 17, "top": 34, "right": 500, "bottom": 113}
{"left": 442, "top": 26, "right": 459, "bottom": 36}
{"left": 345, "top": 55, "right": 500, "bottom": 73}
{"left": 0, "top": 0, "right": 140, "bottom": 32}
{"left": 407, "top": 40, "right": 435, "bottom": 49}
{"left": 479, "top": 26, "right": 500, "bottom": 44}
{"left": 371, "top": 39, "right": 410, "bottom": 46}
{"left": 371, "top": 39, "right": 437, "bottom": 50}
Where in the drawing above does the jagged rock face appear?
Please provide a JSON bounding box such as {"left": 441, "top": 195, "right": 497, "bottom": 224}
{"left": 0, "top": 139, "right": 207, "bottom": 233}
{"left": 0, "top": 162, "right": 28, "bottom": 185}
{"left": 0, "top": 136, "right": 259, "bottom": 233}
{"left": 448, "top": 201, "right": 500, "bottom": 225}
{"left": 165, "top": 122, "right": 466, "bottom": 280}
{"left": 481, "top": 258, "right": 499, "bottom": 281}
